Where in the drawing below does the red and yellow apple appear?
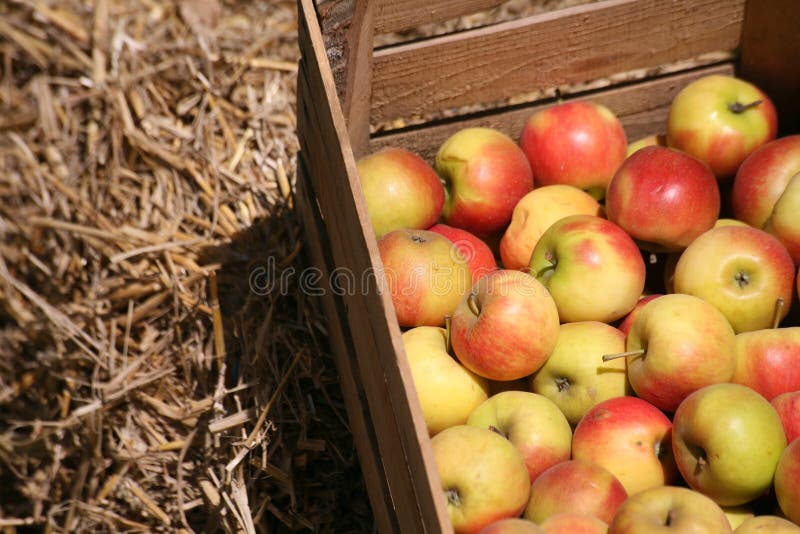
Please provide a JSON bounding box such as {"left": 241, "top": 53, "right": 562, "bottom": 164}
{"left": 450, "top": 270, "right": 559, "bottom": 381}
{"left": 673, "top": 225, "right": 795, "bottom": 333}
{"left": 666, "top": 74, "right": 778, "bottom": 179}
{"left": 378, "top": 229, "right": 472, "bottom": 327}
{"left": 624, "top": 293, "right": 737, "bottom": 413}
{"left": 540, "top": 513, "right": 609, "bottom": 534}
{"left": 432, "top": 425, "right": 531, "bottom": 534}
{"left": 735, "top": 516, "right": 800, "bottom": 533}
{"left": 528, "top": 214, "right": 646, "bottom": 323}
{"left": 357, "top": 147, "right": 445, "bottom": 239}
{"left": 478, "top": 519, "right": 544, "bottom": 534}
{"left": 732, "top": 327, "right": 800, "bottom": 401}
{"left": 466, "top": 391, "right": 572, "bottom": 483}
{"left": 523, "top": 459, "right": 627, "bottom": 524}
{"left": 626, "top": 133, "right": 667, "bottom": 156}
{"left": 436, "top": 127, "right": 533, "bottom": 236}
{"left": 617, "top": 294, "right": 662, "bottom": 337}
{"left": 571, "top": 396, "right": 677, "bottom": 496}
{"left": 772, "top": 390, "right": 800, "bottom": 443}
{"left": 774, "top": 437, "right": 800, "bottom": 524}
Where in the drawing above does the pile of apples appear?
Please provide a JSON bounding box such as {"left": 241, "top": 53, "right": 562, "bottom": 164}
{"left": 358, "top": 74, "right": 800, "bottom": 534}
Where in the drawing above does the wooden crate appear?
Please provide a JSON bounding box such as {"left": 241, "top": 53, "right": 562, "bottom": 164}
{"left": 294, "top": 1, "right": 800, "bottom": 532}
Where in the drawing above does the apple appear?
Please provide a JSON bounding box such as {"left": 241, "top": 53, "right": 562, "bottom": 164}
{"left": 772, "top": 391, "right": 800, "bottom": 443}
{"left": 478, "top": 519, "right": 544, "bottom": 534}
{"left": 624, "top": 293, "right": 737, "bottom": 413}
{"left": 450, "top": 270, "right": 559, "bottom": 381}
{"left": 571, "top": 396, "right": 677, "bottom": 496}
{"left": 721, "top": 505, "right": 755, "bottom": 530}
{"left": 732, "top": 327, "right": 800, "bottom": 401}
{"left": 673, "top": 225, "right": 795, "bottom": 333}
{"left": 617, "top": 294, "right": 663, "bottom": 337}
{"left": 528, "top": 214, "right": 646, "bottom": 323}
{"left": 523, "top": 459, "right": 627, "bottom": 524}
{"left": 734, "top": 516, "right": 800, "bottom": 533}
{"left": 627, "top": 133, "right": 667, "bottom": 156}
{"left": 765, "top": 172, "right": 800, "bottom": 264}
{"left": 378, "top": 229, "right": 472, "bottom": 327}
{"left": 432, "top": 425, "right": 531, "bottom": 534}
{"left": 716, "top": 218, "right": 751, "bottom": 228}
{"left": 539, "top": 513, "right": 609, "bottom": 534}
{"left": 356, "top": 147, "right": 445, "bottom": 239}
{"left": 775, "top": 438, "right": 800, "bottom": 525}
{"left": 732, "top": 135, "right": 800, "bottom": 229}
{"left": 672, "top": 383, "right": 787, "bottom": 506}
{"left": 436, "top": 127, "right": 533, "bottom": 236}
{"left": 605, "top": 146, "right": 720, "bottom": 252}
{"left": 519, "top": 100, "right": 627, "bottom": 198}
{"left": 531, "top": 321, "right": 630, "bottom": 425}
{"left": 499, "top": 185, "right": 602, "bottom": 271}
{"left": 666, "top": 74, "right": 778, "bottom": 179}
{"left": 429, "top": 223, "right": 498, "bottom": 284}
{"left": 402, "top": 326, "right": 489, "bottom": 436}
{"left": 608, "top": 485, "right": 733, "bottom": 533}
{"left": 466, "top": 391, "right": 572, "bottom": 483}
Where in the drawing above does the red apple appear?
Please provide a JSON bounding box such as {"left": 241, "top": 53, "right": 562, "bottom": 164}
{"left": 775, "top": 439, "right": 800, "bottom": 525}
{"left": 617, "top": 294, "right": 663, "bottom": 337}
{"left": 540, "top": 513, "right": 609, "bottom": 534}
{"left": 429, "top": 224, "right": 497, "bottom": 284}
{"left": 605, "top": 146, "right": 720, "bottom": 252}
{"left": 528, "top": 214, "right": 646, "bottom": 323}
{"left": 624, "top": 293, "right": 737, "bottom": 413}
{"left": 666, "top": 74, "right": 778, "bottom": 178}
{"left": 772, "top": 391, "right": 800, "bottom": 443}
{"left": 732, "top": 135, "right": 800, "bottom": 229}
{"left": 571, "top": 396, "right": 677, "bottom": 496}
{"left": 523, "top": 459, "right": 627, "bottom": 525}
{"left": 357, "top": 147, "right": 445, "bottom": 239}
{"left": 765, "top": 172, "right": 800, "bottom": 264}
{"left": 732, "top": 327, "right": 800, "bottom": 401}
{"left": 450, "top": 270, "right": 560, "bottom": 381}
{"left": 378, "top": 229, "right": 471, "bottom": 327}
{"left": 673, "top": 225, "right": 795, "bottom": 333}
{"left": 520, "top": 101, "right": 627, "bottom": 198}
{"left": 436, "top": 127, "right": 533, "bottom": 236}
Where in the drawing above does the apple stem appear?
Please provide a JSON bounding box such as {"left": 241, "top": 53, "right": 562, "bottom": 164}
{"left": 772, "top": 297, "right": 786, "bottom": 329}
{"left": 467, "top": 293, "right": 480, "bottom": 317}
{"left": 602, "top": 348, "right": 646, "bottom": 362}
{"left": 445, "top": 315, "right": 452, "bottom": 354}
{"left": 728, "top": 99, "right": 762, "bottom": 113}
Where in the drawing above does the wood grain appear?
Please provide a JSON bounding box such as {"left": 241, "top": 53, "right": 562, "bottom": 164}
{"left": 370, "top": 63, "right": 735, "bottom": 162}
{"left": 371, "top": 0, "right": 746, "bottom": 124}
{"left": 297, "top": 0, "right": 451, "bottom": 531}
{"left": 740, "top": 0, "right": 800, "bottom": 135}
{"left": 375, "top": 0, "right": 507, "bottom": 34}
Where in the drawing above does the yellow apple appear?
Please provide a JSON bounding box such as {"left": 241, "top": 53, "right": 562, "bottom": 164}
{"left": 403, "top": 326, "right": 489, "bottom": 436}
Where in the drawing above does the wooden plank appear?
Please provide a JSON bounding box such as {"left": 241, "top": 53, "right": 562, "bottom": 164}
{"left": 375, "top": 0, "right": 507, "bottom": 34}
{"left": 739, "top": 0, "right": 800, "bottom": 135}
{"left": 371, "top": 0, "right": 745, "bottom": 124}
{"left": 296, "top": 149, "right": 395, "bottom": 534}
{"left": 297, "top": 1, "right": 451, "bottom": 532}
{"left": 370, "top": 62, "right": 735, "bottom": 162}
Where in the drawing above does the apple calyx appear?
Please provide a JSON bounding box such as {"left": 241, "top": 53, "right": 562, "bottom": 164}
{"left": 728, "top": 99, "right": 762, "bottom": 114}
{"left": 602, "top": 348, "right": 645, "bottom": 362}
{"left": 555, "top": 376, "right": 570, "bottom": 392}
{"left": 734, "top": 270, "right": 750, "bottom": 288}
{"left": 411, "top": 234, "right": 428, "bottom": 244}
{"left": 445, "top": 487, "right": 461, "bottom": 507}
{"left": 688, "top": 444, "right": 709, "bottom": 475}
